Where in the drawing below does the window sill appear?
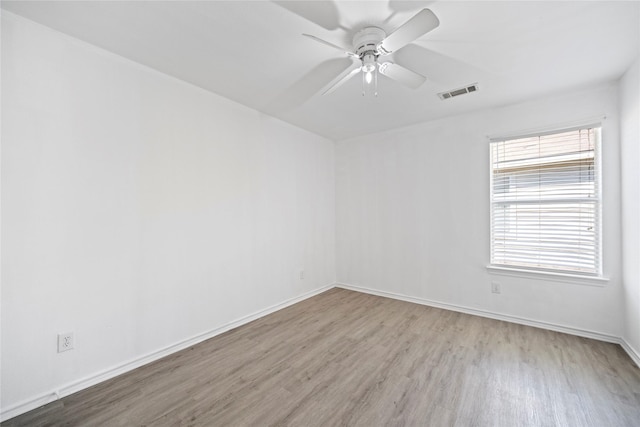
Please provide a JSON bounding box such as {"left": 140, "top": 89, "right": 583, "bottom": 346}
{"left": 486, "top": 265, "right": 609, "bottom": 287}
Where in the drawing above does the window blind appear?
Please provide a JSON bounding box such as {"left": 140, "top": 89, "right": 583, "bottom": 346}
{"left": 490, "top": 127, "right": 601, "bottom": 275}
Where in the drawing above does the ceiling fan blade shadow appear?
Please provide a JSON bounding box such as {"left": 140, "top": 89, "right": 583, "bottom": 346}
{"left": 323, "top": 66, "right": 362, "bottom": 95}
{"left": 387, "top": 0, "right": 434, "bottom": 14}
{"left": 302, "top": 34, "right": 357, "bottom": 57}
{"left": 378, "top": 8, "right": 439, "bottom": 54}
{"left": 412, "top": 39, "right": 500, "bottom": 73}
{"left": 379, "top": 62, "right": 426, "bottom": 89}
{"left": 264, "top": 57, "right": 355, "bottom": 114}
{"left": 393, "top": 43, "right": 492, "bottom": 88}
{"left": 273, "top": 0, "right": 342, "bottom": 31}
{"left": 383, "top": 0, "right": 435, "bottom": 24}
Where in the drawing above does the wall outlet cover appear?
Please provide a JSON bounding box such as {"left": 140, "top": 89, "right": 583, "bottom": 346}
{"left": 58, "top": 332, "right": 74, "bottom": 353}
{"left": 491, "top": 281, "right": 501, "bottom": 294}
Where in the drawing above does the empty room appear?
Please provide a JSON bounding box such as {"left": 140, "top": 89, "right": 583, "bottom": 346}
{"left": 1, "top": 0, "right": 640, "bottom": 425}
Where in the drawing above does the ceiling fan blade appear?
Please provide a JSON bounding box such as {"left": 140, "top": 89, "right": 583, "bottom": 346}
{"left": 378, "top": 62, "right": 426, "bottom": 89}
{"left": 377, "top": 9, "right": 439, "bottom": 55}
{"left": 303, "top": 34, "right": 358, "bottom": 58}
{"left": 323, "top": 66, "right": 362, "bottom": 95}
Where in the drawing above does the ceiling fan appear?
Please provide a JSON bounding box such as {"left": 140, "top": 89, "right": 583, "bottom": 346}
{"left": 303, "top": 8, "right": 440, "bottom": 96}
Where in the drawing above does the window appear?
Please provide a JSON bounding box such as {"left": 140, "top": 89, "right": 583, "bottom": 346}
{"left": 489, "top": 126, "right": 601, "bottom": 276}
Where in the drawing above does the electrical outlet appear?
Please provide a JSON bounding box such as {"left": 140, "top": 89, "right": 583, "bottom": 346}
{"left": 58, "top": 332, "right": 74, "bottom": 353}
{"left": 491, "top": 281, "right": 501, "bottom": 294}
{"left": 299, "top": 269, "right": 305, "bottom": 280}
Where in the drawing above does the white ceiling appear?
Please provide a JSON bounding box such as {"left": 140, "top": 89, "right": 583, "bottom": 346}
{"left": 3, "top": 1, "right": 639, "bottom": 140}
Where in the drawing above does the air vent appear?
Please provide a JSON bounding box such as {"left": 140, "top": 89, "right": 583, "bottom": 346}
{"left": 438, "top": 83, "right": 479, "bottom": 100}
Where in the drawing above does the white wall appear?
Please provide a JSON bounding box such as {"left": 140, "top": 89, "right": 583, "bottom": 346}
{"left": 1, "top": 12, "right": 335, "bottom": 415}
{"left": 336, "top": 83, "right": 623, "bottom": 337}
{"left": 620, "top": 58, "right": 640, "bottom": 360}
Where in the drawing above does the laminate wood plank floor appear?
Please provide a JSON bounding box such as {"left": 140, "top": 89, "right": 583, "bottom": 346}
{"left": 4, "top": 288, "right": 640, "bottom": 426}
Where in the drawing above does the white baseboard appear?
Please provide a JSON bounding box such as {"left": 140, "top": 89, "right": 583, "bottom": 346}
{"left": 0, "top": 283, "right": 335, "bottom": 422}
{"left": 337, "top": 283, "right": 640, "bottom": 369}
{"left": 337, "top": 282, "right": 621, "bottom": 343}
{"left": 620, "top": 338, "right": 640, "bottom": 368}
{"left": 341, "top": 280, "right": 630, "bottom": 337}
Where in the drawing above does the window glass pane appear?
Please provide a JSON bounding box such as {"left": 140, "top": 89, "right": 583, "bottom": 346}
{"left": 490, "top": 127, "right": 601, "bottom": 275}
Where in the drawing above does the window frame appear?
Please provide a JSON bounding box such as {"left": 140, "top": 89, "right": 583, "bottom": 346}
{"left": 487, "top": 123, "right": 605, "bottom": 282}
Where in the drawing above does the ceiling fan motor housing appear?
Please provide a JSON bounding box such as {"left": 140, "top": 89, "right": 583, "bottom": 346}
{"left": 352, "top": 27, "right": 386, "bottom": 60}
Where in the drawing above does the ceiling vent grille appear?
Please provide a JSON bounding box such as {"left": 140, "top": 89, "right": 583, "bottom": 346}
{"left": 438, "top": 83, "right": 479, "bottom": 100}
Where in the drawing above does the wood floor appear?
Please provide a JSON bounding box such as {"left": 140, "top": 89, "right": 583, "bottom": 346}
{"left": 4, "top": 288, "right": 640, "bottom": 426}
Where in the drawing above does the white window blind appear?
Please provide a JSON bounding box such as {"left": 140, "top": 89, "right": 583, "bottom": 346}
{"left": 490, "top": 126, "right": 601, "bottom": 276}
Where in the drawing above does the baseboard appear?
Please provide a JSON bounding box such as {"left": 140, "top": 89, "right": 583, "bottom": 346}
{"left": 620, "top": 338, "right": 640, "bottom": 368}
{"left": 337, "top": 283, "right": 640, "bottom": 369}
{"left": 336, "top": 283, "right": 621, "bottom": 344}
{"left": 0, "top": 283, "right": 335, "bottom": 422}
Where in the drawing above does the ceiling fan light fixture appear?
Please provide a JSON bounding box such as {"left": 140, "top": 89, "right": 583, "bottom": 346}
{"left": 362, "top": 52, "right": 377, "bottom": 73}
{"left": 360, "top": 51, "right": 378, "bottom": 94}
